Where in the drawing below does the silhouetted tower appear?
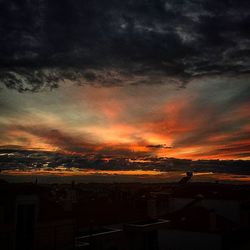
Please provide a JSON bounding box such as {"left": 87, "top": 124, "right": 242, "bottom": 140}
{"left": 178, "top": 171, "right": 193, "bottom": 184}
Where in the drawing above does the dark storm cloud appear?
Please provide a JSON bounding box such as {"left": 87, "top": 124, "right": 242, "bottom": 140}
{"left": 1, "top": 0, "right": 250, "bottom": 91}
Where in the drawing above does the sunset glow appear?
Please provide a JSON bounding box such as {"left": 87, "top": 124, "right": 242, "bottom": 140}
{"left": 3, "top": 169, "right": 250, "bottom": 183}
{"left": 0, "top": 78, "right": 250, "bottom": 160}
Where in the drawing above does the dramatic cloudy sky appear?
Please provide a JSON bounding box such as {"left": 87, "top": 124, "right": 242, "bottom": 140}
{"left": 0, "top": 0, "right": 250, "bottom": 159}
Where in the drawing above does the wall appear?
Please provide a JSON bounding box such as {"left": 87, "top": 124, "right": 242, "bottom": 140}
{"left": 158, "top": 229, "right": 222, "bottom": 250}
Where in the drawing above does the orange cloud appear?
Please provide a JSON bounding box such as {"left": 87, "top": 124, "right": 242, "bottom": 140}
{"left": 1, "top": 81, "right": 250, "bottom": 160}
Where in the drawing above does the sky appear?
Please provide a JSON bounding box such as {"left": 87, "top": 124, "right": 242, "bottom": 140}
{"left": 0, "top": 0, "right": 250, "bottom": 160}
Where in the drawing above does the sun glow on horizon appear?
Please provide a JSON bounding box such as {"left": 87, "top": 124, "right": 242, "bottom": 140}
{"left": 0, "top": 78, "right": 250, "bottom": 160}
